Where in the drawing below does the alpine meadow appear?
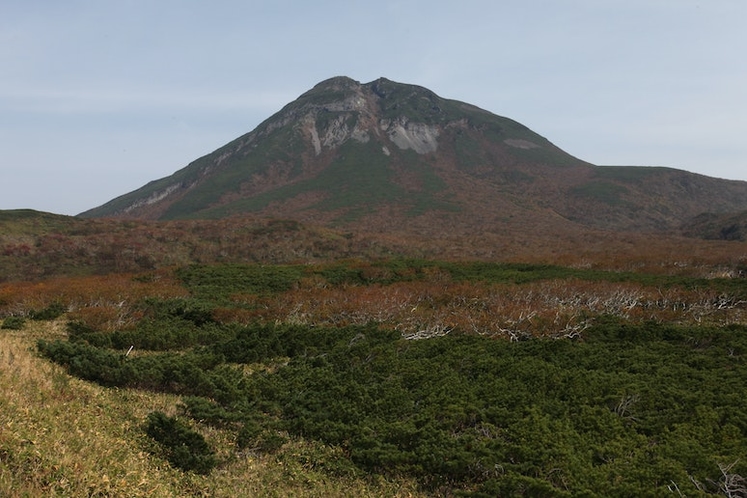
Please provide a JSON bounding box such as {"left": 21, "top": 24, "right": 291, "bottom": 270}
{"left": 2, "top": 77, "right": 747, "bottom": 497}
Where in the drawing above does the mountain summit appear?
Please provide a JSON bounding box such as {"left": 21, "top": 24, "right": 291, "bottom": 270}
{"left": 80, "top": 77, "right": 747, "bottom": 233}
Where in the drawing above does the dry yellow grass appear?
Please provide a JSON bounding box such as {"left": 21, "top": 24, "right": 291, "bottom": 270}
{"left": 0, "top": 320, "right": 423, "bottom": 497}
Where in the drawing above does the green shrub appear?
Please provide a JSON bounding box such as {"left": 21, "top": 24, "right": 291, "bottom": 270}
{"left": 236, "top": 420, "right": 263, "bottom": 450}
{"left": 255, "top": 431, "right": 286, "bottom": 453}
{"left": 29, "top": 302, "right": 66, "bottom": 320}
{"left": 37, "top": 339, "right": 130, "bottom": 386}
{"left": 177, "top": 264, "right": 305, "bottom": 299}
{"left": 66, "top": 320, "right": 112, "bottom": 347}
{"left": 145, "top": 411, "right": 216, "bottom": 474}
{"left": 179, "top": 396, "right": 242, "bottom": 427}
{"left": 142, "top": 297, "right": 217, "bottom": 326}
{"left": 1, "top": 316, "right": 25, "bottom": 330}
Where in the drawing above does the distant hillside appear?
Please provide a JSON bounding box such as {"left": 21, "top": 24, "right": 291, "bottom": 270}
{"left": 682, "top": 210, "right": 747, "bottom": 241}
{"left": 7, "top": 208, "right": 747, "bottom": 282}
{"left": 0, "top": 210, "right": 398, "bottom": 281}
{"left": 80, "top": 76, "right": 747, "bottom": 234}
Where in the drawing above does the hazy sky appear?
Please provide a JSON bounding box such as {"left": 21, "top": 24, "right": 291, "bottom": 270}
{"left": 2, "top": 0, "right": 746, "bottom": 215}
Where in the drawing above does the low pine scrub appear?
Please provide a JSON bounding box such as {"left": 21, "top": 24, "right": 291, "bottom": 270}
{"left": 144, "top": 411, "right": 216, "bottom": 475}
{"left": 39, "top": 317, "right": 747, "bottom": 496}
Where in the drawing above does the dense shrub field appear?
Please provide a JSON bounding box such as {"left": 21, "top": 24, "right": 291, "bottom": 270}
{"left": 30, "top": 260, "right": 747, "bottom": 496}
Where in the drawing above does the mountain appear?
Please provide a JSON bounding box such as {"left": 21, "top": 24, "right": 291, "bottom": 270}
{"left": 79, "top": 76, "right": 747, "bottom": 234}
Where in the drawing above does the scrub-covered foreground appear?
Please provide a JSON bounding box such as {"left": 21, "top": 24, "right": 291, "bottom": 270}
{"left": 3, "top": 260, "right": 746, "bottom": 496}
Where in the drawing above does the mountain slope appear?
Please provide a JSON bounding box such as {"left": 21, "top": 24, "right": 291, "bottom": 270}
{"left": 682, "top": 210, "right": 747, "bottom": 241}
{"left": 79, "top": 77, "right": 747, "bottom": 233}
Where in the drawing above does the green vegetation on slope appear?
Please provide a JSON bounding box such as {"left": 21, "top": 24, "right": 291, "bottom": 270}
{"left": 593, "top": 165, "right": 673, "bottom": 182}
{"left": 173, "top": 259, "right": 747, "bottom": 297}
{"left": 188, "top": 139, "right": 460, "bottom": 222}
{"left": 571, "top": 182, "right": 631, "bottom": 207}
{"left": 0, "top": 209, "right": 77, "bottom": 235}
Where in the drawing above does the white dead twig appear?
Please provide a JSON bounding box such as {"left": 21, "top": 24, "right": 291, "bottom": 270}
{"left": 710, "top": 460, "right": 747, "bottom": 498}
{"left": 402, "top": 323, "right": 452, "bottom": 340}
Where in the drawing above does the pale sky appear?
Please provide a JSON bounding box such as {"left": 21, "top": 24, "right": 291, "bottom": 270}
{"left": 2, "top": 0, "right": 745, "bottom": 215}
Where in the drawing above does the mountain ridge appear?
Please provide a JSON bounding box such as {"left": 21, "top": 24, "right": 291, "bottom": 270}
{"left": 79, "top": 77, "right": 747, "bottom": 235}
